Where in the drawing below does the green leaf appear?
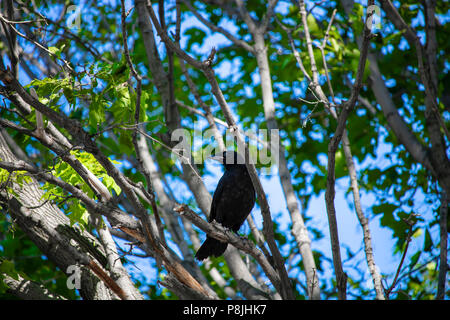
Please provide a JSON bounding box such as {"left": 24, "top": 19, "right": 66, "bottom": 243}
{"left": 281, "top": 55, "right": 293, "bottom": 69}
{"left": 423, "top": 228, "right": 433, "bottom": 252}
{"left": 0, "top": 260, "right": 19, "bottom": 281}
{"left": 103, "top": 175, "right": 122, "bottom": 195}
{"left": 383, "top": 30, "right": 405, "bottom": 45}
{"left": 409, "top": 251, "right": 421, "bottom": 269}
{"left": 183, "top": 27, "right": 207, "bottom": 51}
{"left": 307, "top": 13, "right": 321, "bottom": 37}
{"left": 67, "top": 200, "right": 89, "bottom": 230}
{"left": 372, "top": 203, "right": 397, "bottom": 216}
{"left": 330, "top": 38, "right": 340, "bottom": 53}
{"left": 89, "top": 94, "right": 106, "bottom": 126}
{"left": 48, "top": 46, "right": 62, "bottom": 58}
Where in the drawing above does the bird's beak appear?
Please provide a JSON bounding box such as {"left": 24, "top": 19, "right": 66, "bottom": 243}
{"left": 208, "top": 155, "right": 224, "bottom": 164}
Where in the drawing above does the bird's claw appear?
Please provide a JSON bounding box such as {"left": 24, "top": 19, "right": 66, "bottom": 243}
{"left": 238, "top": 235, "right": 250, "bottom": 244}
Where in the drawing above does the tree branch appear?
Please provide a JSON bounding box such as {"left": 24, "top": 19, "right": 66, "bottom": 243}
{"left": 1, "top": 272, "right": 66, "bottom": 300}
{"left": 342, "top": 134, "right": 385, "bottom": 300}
{"left": 437, "top": 191, "right": 448, "bottom": 300}
{"left": 324, "top": 0, "right": 375, "bottom": 300}
{"left": 384, "top": 214, "right": 417, "bottom": 299}
{"left": 181, "top": 0, "right": 254, "bottom": 53}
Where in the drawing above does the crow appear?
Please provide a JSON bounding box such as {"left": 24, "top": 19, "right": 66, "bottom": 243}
{"left": 195, "top": 150, "right": 256, "bottom": 260}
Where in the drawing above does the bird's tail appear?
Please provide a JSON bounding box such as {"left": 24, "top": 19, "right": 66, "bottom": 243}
{"left": 195, "top": 237, "right": 228, "bottom": 260}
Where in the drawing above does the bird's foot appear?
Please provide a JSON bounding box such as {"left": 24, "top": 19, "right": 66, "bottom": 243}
{"left": 238, "top": 235, "right": 249, "bottom": 242}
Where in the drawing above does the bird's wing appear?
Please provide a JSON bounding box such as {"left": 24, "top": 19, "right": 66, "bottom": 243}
{"left": 209, "top": 174, "right": 227, "bottom": 223}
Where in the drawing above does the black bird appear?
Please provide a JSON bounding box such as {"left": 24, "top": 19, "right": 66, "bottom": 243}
{"left": 195, "top": 151, "right": 256, "bottom": 260}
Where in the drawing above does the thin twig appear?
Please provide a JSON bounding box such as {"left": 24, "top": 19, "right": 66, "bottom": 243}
{"left": 437, "top": 191, "right": 448, "bottom": 299}
{"left": 318, "top": 9, "right": 337, "bottom": 106}
{"left": 274, "top": 16, "right": 312, "bottom": 83}
{"left": 342, "top": 133, "right": 385, "bottom": 300}
{"left": 0, "top": 13, "right": 74, "bottom": 73}
{"left": 181, "top": 0, "right": 254, "bottom": 53}
{"left": 385, "top": 214, "right": 418, "bottom": 299}
{"left": 178, "top": 59, "right": 226, "bottom": 152}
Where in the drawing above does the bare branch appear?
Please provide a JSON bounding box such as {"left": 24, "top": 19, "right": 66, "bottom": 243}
{"left": 318, "top": 9, "right": 337, "bottom": 106}
{"left": 342, "top": 133, "right": 385, "bottom": 300}
{"left": 0, "top": 13, "right": 74, "bottom": 74}
{"left": 385, "top": 214, "right": 418, "bottom": 299}
{"left": 181, "top": 0, "right": 254, "bottom": 53}
{"left": 1, "top": 273, "right": 66, "bottom": 300}
{"left": 234, "top": 0, "right": 257, "bottom": 33}
{"left": 323, "top": 0, "right": 375, "bottom": 300}
{"left": 437, "top": 191, "right": 448, "bottom": 300}
{"left": 261, "top": 0, "right": 279, "bottom": 33}
{"left": 178, "top": 59, "right": 226, "bottom": 152}
{"left": 297, "top": 1, "right": 326, "bottom": 101}
{"left": 275, "top": 16, "right": 312, "bottom": 84}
